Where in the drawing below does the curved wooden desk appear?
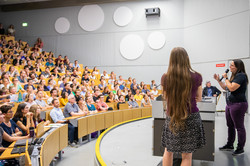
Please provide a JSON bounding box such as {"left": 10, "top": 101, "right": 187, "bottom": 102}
{"left": 39, "top": 124, "right": 68, "bottom": 166}
{"left": 64, "top": 107, "right": 152, "bottom": 141}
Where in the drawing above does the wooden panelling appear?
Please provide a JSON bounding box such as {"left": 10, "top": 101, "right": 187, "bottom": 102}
{"left": 78, "top": 117, "right": 88, "bottom": 138}
{"left": 95, "top": 114, "right": 105, "bottom": 131}
{"left": 104, "top": 112, "right": 114, "bottom": 128}
{"left": 87, "top": 116, "right": 96, "bottom": 134}
{"left": 122, "top": 109, "right": 133, "bottom": 122}
{"left": 132, "top": 108, "right": 142, "bottom": 119}
{"left": 113, "top": 111, "right": 123, "bottom": 125}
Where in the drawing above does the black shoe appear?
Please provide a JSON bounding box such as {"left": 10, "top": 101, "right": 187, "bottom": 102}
{"left": 219, "top": 144, "right": 234, "bottom": 151}
{"left": 232, "top": 148, "right": 244, "bottom": 156}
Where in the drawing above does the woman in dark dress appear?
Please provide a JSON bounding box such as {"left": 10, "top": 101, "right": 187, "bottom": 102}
{"left": 161, "top": 47, "right": 205, "bottom": 166}
{"left": 214, "top": 59, "right": 248, "bottom": 156}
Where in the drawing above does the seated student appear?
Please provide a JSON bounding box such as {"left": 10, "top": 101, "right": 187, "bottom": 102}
{"left": 98, "top": 79, "right": 106, "bottom": 91}
{"left": 9, "top": 86, "right": 18, "bottom": 103}
{"left": 45, "top": 58, "right": 55, "bottom": 67}
{"left": 66, "top": 63, "right": 74, "bottom": 72}
{"left": 117, "top": 95, "right": 126, "bottom": 110}
{"left": 92, "top": 66, "right": 99, "bottom": 75}
{"left": 92, "top": 90, "right": 101, "bottom": 103}
{"left": 100, "top": 70, "right": 109, "bottom": 80}
{"left": 40, "top": 79, "right": 50, "bottom": 91}
{"left": 60, "top": 91, "right": 68, "bottom": 107}
{"left": 50, "top": 99, "right": 78, "bottom": 147}
{"left": 0, "top": 105, "right": 24, "bottom": 147}
{"left": 96, "top": 95, "right": 113, "bottom": 112}
{"left": 36, "top": 85, "right": 49, "bottom": 100}
{"left": 22, "top": 85, "right": 36, "bottom": 101}
{"left": 77, "top": 97, "right": 89, "bottom": 114}
{"left": 59, "top": 77, "right": 67, "bottom": 90}
{"left": 24, "top": 94, "right": 37, "bottom": 108}
{"left": 151, "top": 86, "right": 158, "bottom": 96}
{"left": 71, "top": 69, "right": 80, "bottom": 79}
{"left": 0, "top": 106, "right": 29, "bottom": 152}
{"left": 62, "top": 83, "right": 72, "bottom": 96}
{"left": 80, "top": 86, "right": 87, "bottom": 97}
{"left": 102, "top": 86, "right": 110, "bottom": 96}
{"left": 47, "top": 88, "right": 58, "bottom": 105}
{"left": 17, "top": 70, "right": 27, "bottom": 85}
{"left": 73, "top": 60, "right": 80, "bottom": 68}
{"left": 75, "top": 89, "right": 82, "bottom": 103}
{"left": 141, "top": 85, "right": 150, "bottom": 94}
{"left": 24, "top": 78, "right": 35, "bottom": 90}
{"left": 202, "top": 81, "right": 221, "bottom": 97}
{"left": 125, "top": 90, "right": 132, "bottom": 101}
{"left": 150, "top": 80, "right": 157, "bottom": 90}
{"left": 134, "top": 89, "right": 143, "bottom": 101}
{"left": 10, "top": 77, "right": 25, "bottom": 93}
{"left": 86, "top": 97, "right": 98, "bottom": 113}
{"left": 81, "top": 74, "right": 90, "bottom": 83}
{"left": 35, "top": 91, "right": 53, "bottom": 110}
{"left": 47, "top": 79, "right": 54, "bottom": 91}
{"left": 13, "top": 103, "right": 34, "bottom": 136}
{"left": 63, "top": 95, "right": 87, "bottom": 118}
{"left": 84, "top": 66, "right": 91, "bottom": 74}
{"left": 29, "top": 105, "right": 50, "bottom": 127}
{"left": 141, "top": 94, "right": 152, "bottom": 107}
{"left": 89, "top": 72, "right": 96, "bottom": 80}
{"left": 131, "top": 84, "right": 137, "bottom": 95}
{"left": 41, "top": 67, "right": 51, "bottom": 78}
{"left": 8, "top": 66, "right": 19, "bottom": 78}
{"left": 0, "top": 78, "right": 10, "bottom": 90}
{"left": 128, "top": 95, "right": 139, "bottom": 109}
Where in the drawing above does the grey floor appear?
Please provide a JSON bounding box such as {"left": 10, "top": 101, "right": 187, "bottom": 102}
{"left": 56, "top": 113, "right": 250, "bottom": 166}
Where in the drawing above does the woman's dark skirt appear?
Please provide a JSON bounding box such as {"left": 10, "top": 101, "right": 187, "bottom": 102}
{"left": 161, "top": 112, "right": 206, "bottom": 153}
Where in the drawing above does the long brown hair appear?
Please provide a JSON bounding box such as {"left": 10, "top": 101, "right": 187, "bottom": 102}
{"left": 230, "top": 59, "right": 248, "bottom": 84}
{"left": 29, "top": 105, "right": 41, "bottom": 123}
{"left": 162, "top": 47, "right": 194, "bottom": 133}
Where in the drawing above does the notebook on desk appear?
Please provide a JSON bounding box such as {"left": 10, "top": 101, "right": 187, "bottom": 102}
{"left": 14, "top": 138, "right": 33, "bottom": 147}
{"left": 11, "top": 146, "right": 26, "bottom": 154}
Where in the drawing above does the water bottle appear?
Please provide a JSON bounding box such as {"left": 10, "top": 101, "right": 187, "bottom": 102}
{"left": 18, "top": 92, "right": 22, "bottom": 102}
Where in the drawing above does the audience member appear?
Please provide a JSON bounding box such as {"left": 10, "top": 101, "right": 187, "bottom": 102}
{"left": 202, "top": 81, "right": 221, "bottom": 97}
{"left": 128, "top": 95, "right": 139, "bottom": 108}
{"left": 50, "top": 99, "right": 78, "bottom": 147}
{"left": 63, "top": 95, "right": 87, "bottom": 118}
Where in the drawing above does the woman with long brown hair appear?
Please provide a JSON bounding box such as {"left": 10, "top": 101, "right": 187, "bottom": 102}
{"left": 214, "top": 59, "right": 248, "bottom": 155}
{"left": 161, "top": 47, "right": 205, "bottom": 166}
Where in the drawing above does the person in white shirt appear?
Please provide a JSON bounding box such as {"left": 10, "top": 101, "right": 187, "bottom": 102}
{"left": 50, "top": 99, "right": 78, "bottom": 147}
{"left": 151, "top": 86, "right": 159, "bottom": 96}
{"left": 101, "top": 70, "right": 109, "bottom": 80}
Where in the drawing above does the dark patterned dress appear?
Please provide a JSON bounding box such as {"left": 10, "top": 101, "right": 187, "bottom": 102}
{"left": 161, "top": 72, "right": 206, "bottom": 153}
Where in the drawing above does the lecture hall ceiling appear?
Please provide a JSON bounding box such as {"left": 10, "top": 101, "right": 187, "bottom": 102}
{"left": 0, "top": 0, "right": 149, "bottom": 12}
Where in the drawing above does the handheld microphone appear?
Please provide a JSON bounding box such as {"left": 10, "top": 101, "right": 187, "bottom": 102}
{"left": 220, "top": 69, "right": 229, "bottom": 81}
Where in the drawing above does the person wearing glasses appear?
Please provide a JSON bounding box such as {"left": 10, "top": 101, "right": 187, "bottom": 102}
{"left": 0, "top": 105, "right": 29, "bottom": 151}
{"left": 0, "top": 105, "right": 24, "bottom": 147}
{"left": 10, "top": 77, "right": 25, "bottom": 93}
{"left": 63, "top": 95, "right": 87, "bottom": 118}
{"left": 13, "top": 103, "right": 34, "bottom": 136}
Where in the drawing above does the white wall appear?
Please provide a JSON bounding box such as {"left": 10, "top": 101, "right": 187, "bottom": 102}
{"left": 0, "top": 0, "right": 184, "bottom": 84}
{"left": 0, "top": 0, "right": 249, "bottom": 111}
{"left": 184, "top": 0, "right": 250, "bottom": 111}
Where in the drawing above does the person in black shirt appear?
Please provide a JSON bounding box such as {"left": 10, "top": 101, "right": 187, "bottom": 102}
{"left": 214, "top": 59, "right": 248, "bottom": 156}
{"left": 117, "top": 95, "right": 125, "bottom": 110}
{"left": 202, "top": 81, "right": 221, "bottom": 97}
{"left": 81, "top": 74, "right": 90, "bottom": 83}
{"left": 0, "top": 23, "right": 5, "bottom": 35}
